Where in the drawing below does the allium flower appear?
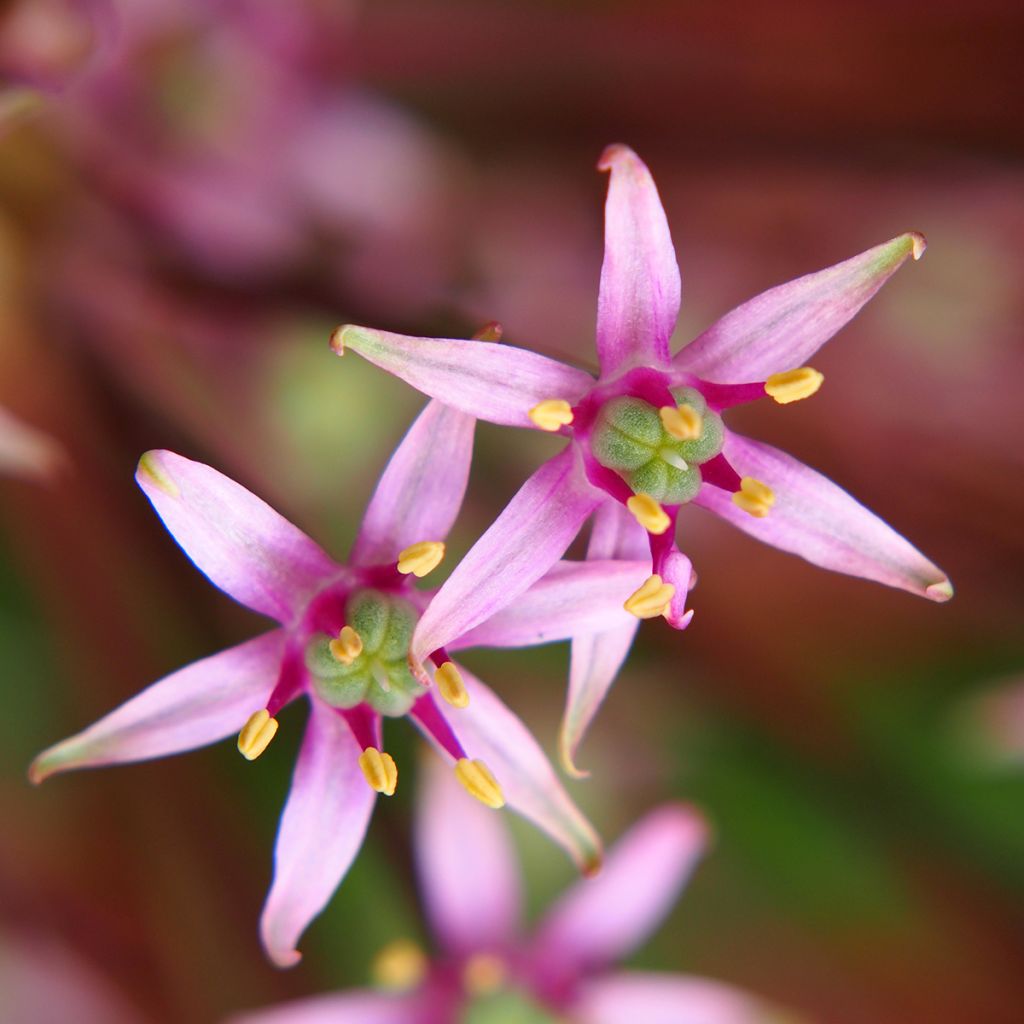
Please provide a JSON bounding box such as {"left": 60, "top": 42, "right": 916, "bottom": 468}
{"left": 228, "top": 759, "right": 780, "bottom": 1024}
{"left": 332, "top": 144, "right": 952, "bottom": 773}
{"left": 31, "top": 393, "right": 647, "bottom": 966}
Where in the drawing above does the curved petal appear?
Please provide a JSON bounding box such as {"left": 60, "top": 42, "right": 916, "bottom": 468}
{"left": 596, "top": 145, "right": 681, "bottom": 375}
{"left": 227, "top": 990, "right": 425, "bottom": 1024}
{"left": 412, "top": 448, "right": 603, "bottom": 662}
{"left": 30, "top": 631, "right": 285, "bottom": 783}
{"left": 137, "top": 451, "right": 339, "bottom": 624}
{"left": 450, "top": 559, "right": 649, "bottom": 651}
{"left": 260, "top": 702, "right": 376, "bottom": 968}
{"left": 533, "top": 804, "right": 707, "bottom": 973}
{"left": 414, "top": 753, "right": 522, "bottom": 954}
{"left": 693, "top": 433, "right": 952, "bottom": 601}
{"left": 334, "top": 326, "right": 593, "bottom": 428}
{"left": 420, "top": 665, "right": 603, "bottom": 876}
{"left": 576, "top": 972, "right": 772, "bottom": 1024}
{"left": 351, "top": 399, "right": 476, "bottom": 567}
{"left": 673, "top": 232, "right": 925, "bottom": 382}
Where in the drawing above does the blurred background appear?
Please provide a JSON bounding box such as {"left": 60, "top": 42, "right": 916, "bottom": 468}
{"left": 1, "top": 1, "right": 1023, "bottom": 1022}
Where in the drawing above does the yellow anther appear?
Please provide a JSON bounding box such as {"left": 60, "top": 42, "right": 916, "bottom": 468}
{"left": 237, "top": 709, "right": 279, "bottom": 761}
{"left": 358, "top": 747, "right": 398, "bottom": 796}
{"left": 623, "top": 574, "right": 676, "bottom": 619}
{"left": 528, "top": 399, "right": 574, "bottom": 432}
{"left": 435, "top": 661, "right": 470, "bottom": 708}
{"left": 462, "top": 953, "right": 507, "bottom": 996}
{"left": 455, "top": 758, "right": 505, "bottom": 809}
{"left": 732, "top": 477, "right": 776, "bottom": 518}
{"left": 626, "top": 493, "right": 671, "bottom": 535}
{"left": 371, "top": 939, "right": 427, "bottom": 991}
{"left": 329, "top": 625, "right": 363, "bottom": 665}
{"left": 659, "top": 403, "right": 703, "bottom": 440}
{"left": 397, "top": 540, "right": 446, "bottom": 578}
{"left": 764, "top": 367, "right": 824, "bottom": 405}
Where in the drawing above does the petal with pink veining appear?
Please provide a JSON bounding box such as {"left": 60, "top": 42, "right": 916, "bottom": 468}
{"left": 335, "top": 326, "right": 593, "bottom": 428}
{"left": 227, "top": 990, "right": 426, "bottom": 1024}
{"left": 30, "top": 630, "right": 285, "bottom": 784}
{"left": 412, "top": 447, "right": 603, "bottom": 663}
{"left": 421, "top": 665, "right": 603, "bottom": 876}
{"left": 533, "top": 804, "right": 707, "bottom": 974}
{"left": 595, "top": 145, "right": 681, "bottom": 375}
{"left": 414, "top": 754, "right": 522, "bottom": 954}
{"left": 693, "top": 433, "right": 952, "bottom": 601}
{"left": 137, "top": 450, "right": 340, "bottom": 624}
{"left": 576, "top": 972, "right": 773, "bottom": 1024}
{"left": 673, "top": 232, "right": 925, "bottom": 382}
{"left": 350, "top": 399, "right": 475, "bottom": 567}
{"left": 260, "top": 702, "right": 376, "bottom": 968}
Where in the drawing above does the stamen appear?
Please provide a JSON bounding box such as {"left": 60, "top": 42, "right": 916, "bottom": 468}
{"left": 435, "top": 661, "right": 470, "bottom": 708}
{"left": 455, "top": 757, "right": 505, "bottom": 808}
{"left": 732, "top": 477, "right": 775, "bottom": 518}
{"left": 623, "top": 574, "right": 676, "bottom": 619}
{"left": 397, "top": 540, "right": 446, "bottom": 578}
{"left": 764, "top": 367, "right": 824, "bottom": 405}
{"left": 237, "top": 709, "right": 279, "bottom": 761}
{"left": 659, "top": 403, "right": 703, "bottom": 440}
{"left": 329, "top": 625, "right": 363, "bottom": 665}
{"left": 626, "top": 493, "right": 671, "bottom": 535}
{"left": 371, "top": 939, "right": 427, "bottom": 991}
{"left": 528, "top": 399, "right": 574, "bottom": 432}
{"left": 358, "top": 747, "right": 398, "bottom": 796}
{"left": 658, "top": 447, "right": 689, "bottom": 472}
{"left": 462, "top": 953, "right": 506, "bottom": 996}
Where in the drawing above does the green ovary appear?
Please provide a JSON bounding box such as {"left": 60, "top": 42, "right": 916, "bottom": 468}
{"left": 305, "top": 590, "right": 426, "bottom": 717}
{"left": 590, "top": 393, "right": 724, "bottom": 503}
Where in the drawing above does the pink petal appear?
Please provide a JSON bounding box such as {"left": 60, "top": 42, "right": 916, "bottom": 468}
{"left": 560, "top": 502, "right": 646, "bottom": 776}
{"left": 0, "top": 405, "right": 65, "bottom": 481}
{"left": 29, "top": 631, "right": 285, "bottom": 784}
{"left": 351, "top": 399, "right": 475, "bottom": 567}
{"left": 411, "top": 448, "right": 603, "bottom": 663}
{"left": 334, "top": 326, "right": 593, "bottom": 428}
{"left": 673, "top": 232, "right": 926, "bottom": 382}
{"left": 694, "top": 433, "right": 952, "bottom": 601}
{"left": 227, "top": 990, "right": 425, "bottom": 1024}
{"left": 450, "top": 559, "right": 649, "bottom": 651}
{"left": 596, "top": 145, "right": 681, "bottom": 374}
{"left": 137, "top": 451, "right": 340, "bottom": 625}
{"left": 260, "top": 702, "right": 376, "bottom": 968}
{"left": 576, "top": 972, "right": 772, "bottom": 1024}
{"left": 533, "top": 804, "right": 707, "bottom": 973}
{"left": 423, "top": 664, "right": 603, "bottom": 876}
{"left": 414, "top": 754, "right": 522, "bottom": 954}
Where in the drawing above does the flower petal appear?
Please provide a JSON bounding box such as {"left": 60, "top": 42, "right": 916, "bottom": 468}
{"left": 334, "top": 326, "right": 593, "bottom": 428}
{"left": 260, "top": 701, "right": 376, "bottom": 968}
{"left": 137, "top": 451, "right": 339, "bottom": 624}
{"left": 694, "top": 433, "right": 952, "bottom": 601}
{"left": 673, "top": 232, "right": 925, "bottom": 382}
{"left": 596, "top": 145, "right": 681, "bottom": 374}
{"left": 450, "top": 559, "right": 649, "bottom": 651}
{"left": 412, "top": 448, "right": 602, "bottom": 662}
{"left": 29, "top": 631, "right": 285, "bottom": 784}
{"left": 576, "top": 972, "right": 772, "bottom": 1024}
{"left": 414, "top": 753, "right": 522, "bottom": 954}
{"left": 533, "top": 804, "right": 707, "bottom": 973}
{"left": 227, "top": 990, "right": 425, "bottom": 1024}
{"left": 560, "top": 502, "right": 646, "bottom": 776}
{"left": 350, "top": 400, "right": 475, "bottom": 567}
{"left": 0, "top": 405, "right": 65, "bottom": 481}
{"left": 422, "top": 665, "right": 603, "bottom": 876}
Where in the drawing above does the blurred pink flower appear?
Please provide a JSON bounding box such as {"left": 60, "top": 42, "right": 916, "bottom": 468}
{"left": 29, "top": 392, "right": 657, "bottom": 966}
{"left": 0, "top": 405, "right": 65, "bottom": 481}
{"left": 335, "top": 144, "right": 952, "bottom": 773}
{"left": 228, "top": 759, "right": 778, "bottom": 1024}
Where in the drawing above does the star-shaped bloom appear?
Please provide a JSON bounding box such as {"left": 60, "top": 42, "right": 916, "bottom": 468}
{"left": 228, "top": 758, "right": 783, "bottom": 1024}
{"left": 332, "top": 144, "right": 952, "bottom": 774}
{"left": 31, "top": 391, "right": 648, "bottom": 967}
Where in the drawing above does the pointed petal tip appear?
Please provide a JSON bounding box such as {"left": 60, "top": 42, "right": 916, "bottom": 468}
{"left": 908, "top": 231, "right": 927, "bottom": 260}
{"left": 597, "top": 143, "right": 643, "bottom": 173}
{"left": 558, "top": 729, "right": 592, "bottom": 781}
{"left": 329, "top": 324, "right": 355, "bottom": 354}
{"left": 581, "top": 846, "right": 604, "bottom": 879}
{"left": 136, "top": 450, "right": 179, "bottom": 498}
{"left": 665, "top": 607, "right": 695, "bottom": 631}
{"left": 27, "top": 755, "right": 49, "bottom": 786}
{"left": 926, "top": 578, "right": 954, "bottom": 602}
{"left": 268, "top": 946, "right": 303, "bottom": 970}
